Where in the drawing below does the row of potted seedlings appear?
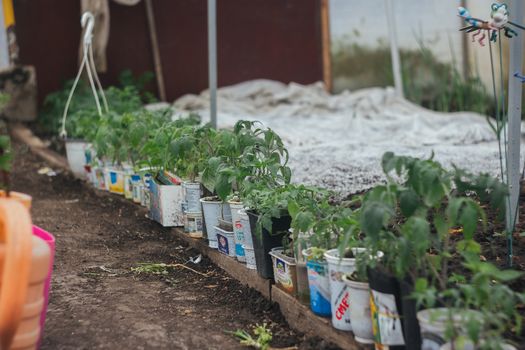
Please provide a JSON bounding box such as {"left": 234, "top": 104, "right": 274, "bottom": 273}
{"left": 63, "top": 104, "right": 524, "bottom": 350}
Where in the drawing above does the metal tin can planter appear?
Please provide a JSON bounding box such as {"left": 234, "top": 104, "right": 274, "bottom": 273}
{"left": 200, "top": 198, "right": 230, "bottom": 249}
{"left": 148, "top": 179, "right": 184, "bottom": 227}
{"left": 247, "top": 211, "right": 291, "bottom": 279}
{"left": 229, "top": 202, "right": 245, "bottom": 262}
{"left": 216, "top": 226, "right": 235, "bottom": 257}
{"left": 303, "top": 248, "right": 331, "bottom": 317}
{"left": 367, "top": 267, "right": 405, "bottom": 349}
{"left": 184, "top": 212, "right": 203, "bottom": 238}
{"left": 269, "top": 247, "right": 298, "bottom": 296}
{"left": 182, "top": 182, "right": 202, "bottom": 213}
{"left": 341, "top": 275, "right": 374, "bottom": 345}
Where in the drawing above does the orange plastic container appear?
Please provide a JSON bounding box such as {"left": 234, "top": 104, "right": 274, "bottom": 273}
{"left": 0, "top": 196, "right": 50, "bottom": 350}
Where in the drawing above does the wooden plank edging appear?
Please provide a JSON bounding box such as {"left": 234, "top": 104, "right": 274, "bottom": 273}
{"left": 172, "top": 228, "right": 369, "bottom": 350}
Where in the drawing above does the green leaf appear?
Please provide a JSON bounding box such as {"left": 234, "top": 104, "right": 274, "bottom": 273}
{"left": 294, "top": 211, "right": 314, "bottom": 232}
{"left": 287, "top": 200, "right": 300, "bottom": 219}
{"left": 456, "top": 239, "right": 481, "bottom": 254}
{"left": 496, "top": 269, "right": 523, "bottom": 282}
{"left": 215, "top": 173, "right": 232, "bottom": 201}
{"left": 399, "top": 188, "right": 419, "bottom": 217}
{"left": 459, "top": 200, "right": 480, "bottom": 240}
{"left": 360, "top": 201, "right": 392, "bottom": 238}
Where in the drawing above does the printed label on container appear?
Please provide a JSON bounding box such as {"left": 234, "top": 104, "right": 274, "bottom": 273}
{"left": 217, "top": 233, "right": 230, "bottom": 255}
{"left": 370, "top": 290, "right": 405, "bottom": 346}
{"left": 274, "top": 258, "right": 293, "bottom": 292}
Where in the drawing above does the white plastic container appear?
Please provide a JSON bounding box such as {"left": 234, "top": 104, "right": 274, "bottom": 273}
{"left": 243, "top": 244, "right": 257, "bottom": 269}
{"left": 440, "top": 342, "right": 516, "bottom": 350}
{"left": 239, "top": 209, "right": 253, "bottom": 247}
{"left": 418, "top": 308, "right": 481, "bottom": 350}
{"left": 108, "top": 168, "right": 125, "bottom": 195}
{"left": 65, "top": 140, "right": 89, "bottom": 179}
{"left": 132, "top": 177, "right": 142, "bottom": 203}
{"left": 182, "top": 182, "right": 202, "bottom": 213}
{"left": 229, "top": 202, "right": 246, "bottom": 262}
{"left": 103, "top": 166, "right": 111, "bottom": 191}
{"left": 200, "top": 198, "right": 229, "bottom": 249}
{"left": 324, "top": 248, "right": 361, "bottom": 331}
{"left": 342, "top": 275, "right": 374, "bottom": 344}
{"left": 124, "top": 171, "right": 139, "bottom": 200}
{"left": 215, "top": 226, "right": 235, "bottom": 257}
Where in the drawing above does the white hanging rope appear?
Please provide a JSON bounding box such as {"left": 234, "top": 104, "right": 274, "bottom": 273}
{"left": 60, "top": 12, "right": 108, "bottom": 139}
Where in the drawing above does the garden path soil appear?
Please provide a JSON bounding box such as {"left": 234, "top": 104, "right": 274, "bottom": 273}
{"left": 11, "top": 142, "right": 340, "bottom": 350}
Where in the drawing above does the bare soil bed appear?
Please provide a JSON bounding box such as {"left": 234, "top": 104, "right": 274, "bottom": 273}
{"left": 11, "top": 142, "right": 339, "bottom": 350}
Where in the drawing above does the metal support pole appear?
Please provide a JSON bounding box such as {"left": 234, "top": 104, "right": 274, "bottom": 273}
{"left": 208, "top": 0, "right": 217, "bottom": 129}
{"left": 384, "top": 0, "right": 404, "bottom": 98}
{"left": 505, "top": 0, "right": 524, "bottom": 237}
{"left": 0, "top": 2, "right": 9, "bottom": 69}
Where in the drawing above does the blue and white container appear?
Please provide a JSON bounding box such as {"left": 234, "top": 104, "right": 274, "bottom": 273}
{"left": 215, "top": 226, "right": 235, "bottom": 257}
{"left": 303, "top": 248, "right": 331, "bottom": 317}
{"left": 229, "top": 202, "right": 246, "bottom": 262}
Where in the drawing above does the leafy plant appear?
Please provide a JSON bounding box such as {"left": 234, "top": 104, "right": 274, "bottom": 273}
{"left": 413, "top": 258, "right": 525, "bottom": 349}
{"left": 201, "top": 120, "right": 291, "bottom": 201}
{"left": 230, "top": 323, "right": 273, "bottom": 350}
{"left": 287, "top": 185, "right": 357, "bottom": 254}
{"left": 170, "top": 124, "right": 218, "bottom": 183}
{"left": 38, "top": 71, "right": 152, "bottom": 138}
{"left": 359, "top": 152, "right": 506, "bottom": 287}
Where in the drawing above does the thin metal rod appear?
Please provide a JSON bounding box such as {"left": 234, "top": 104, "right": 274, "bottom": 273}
{"left": 145, "top": 0, "right": 167, "bottom": 102}
{"left": 384, "top": 0, "right": 404, "bottom": 98}
{"left": 505, "top": 0, "right": 524, "bottom": 266}
{"left": 208, "top": 0, "right": 218, "bottom": 129}
{"left": 460, "top": 0, "right": 470, "bottom": 78}
{"left": 0, "top": 2, "right": 8, "bottom": 69}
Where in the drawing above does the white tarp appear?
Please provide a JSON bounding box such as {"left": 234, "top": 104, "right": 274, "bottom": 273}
{"left": 173, "top": 79, "right": 522, "bottom": 196}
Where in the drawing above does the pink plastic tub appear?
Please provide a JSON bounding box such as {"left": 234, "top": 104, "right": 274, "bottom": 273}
{"left": 32, "top": 225, "right": 55, "bottom": 345}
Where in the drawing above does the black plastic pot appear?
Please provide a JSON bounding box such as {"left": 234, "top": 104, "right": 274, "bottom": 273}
{"left": 400, "top": 278, "right": 422, "bottom": 350}
{"left": 367, "top": 267, "right": 406, "bottom": 350}
{"left": 247, "top": 210, "right": 291, "bottom": 279}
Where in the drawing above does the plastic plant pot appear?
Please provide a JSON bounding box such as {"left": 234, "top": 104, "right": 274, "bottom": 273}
{"left": 303, "top": 248, "right": 331, "bottom": 317}
{"left": 269, "top": 247, "right": 298, "bottom": 296}
{"left": 229, "top": 202, "right": 245, "bottom": 262}
{"left": 200, "top": 198, "right": 227, "bottom": 248}
{"left": 247, "top": 211, "right": 290, "bottom": 279}
{"left": 184, "top": 212, "right": 203, "bottom": 238}
{"left": 341, "top": 274, "right": 374, "bottom": 345}
{"left": 65, "top": 139, "right": 89, "bottom": 179}
{"left": 215, "top": 225, "right": 235, "bottom": 257}
{"left": 182, "top": 182, "right": 202, "bottom": 213}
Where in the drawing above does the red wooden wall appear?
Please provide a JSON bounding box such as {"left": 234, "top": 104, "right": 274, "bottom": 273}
{"left": 13, "top": 0, "right": 324, "bottom": 104}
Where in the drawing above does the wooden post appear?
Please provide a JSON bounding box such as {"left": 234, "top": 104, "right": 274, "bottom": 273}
{"left": 0, "top": 1, "right": 8, "bottom": 69}
{"left": 208, "top": 0, "right": 218, "bottom": 129}
{"left": 320, "top": 0, "right": 332, "bottom": 92}
{"left": 505, "top": 0, "right": 524, "bottom": 263}
{"left": 384, "top": 0, "right": 404, "bottom": 98}
{"left": 145, "top": 0, "right": 167, "bottom": 102}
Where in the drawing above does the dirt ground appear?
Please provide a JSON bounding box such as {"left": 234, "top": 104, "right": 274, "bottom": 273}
{"left": 11, "top": 142, "right": 339, "bottom": 350}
